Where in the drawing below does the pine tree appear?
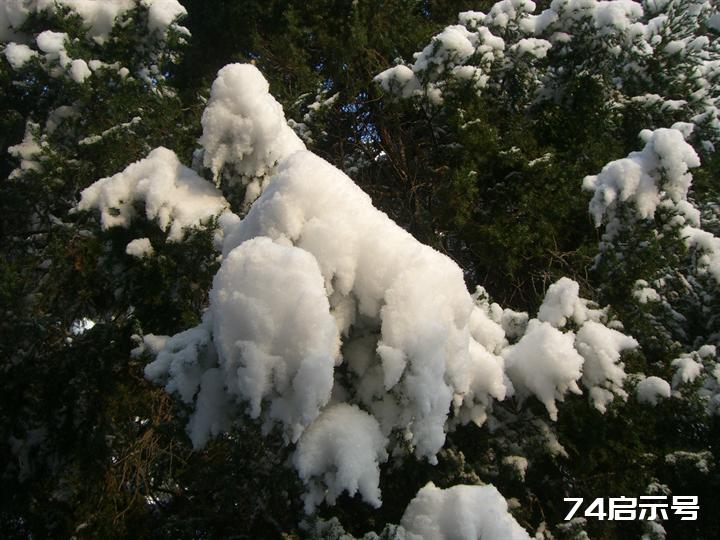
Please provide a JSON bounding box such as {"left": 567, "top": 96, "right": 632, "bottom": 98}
{"left": 3, "top": 1, "right": 720, "bottom": 539}
{"left": 0, "top": 1, "right": 205, "bottom": 535}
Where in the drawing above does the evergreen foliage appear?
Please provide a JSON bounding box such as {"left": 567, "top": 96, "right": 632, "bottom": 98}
{"left": 1, "top": 0, "right": 719, "bottom": 538}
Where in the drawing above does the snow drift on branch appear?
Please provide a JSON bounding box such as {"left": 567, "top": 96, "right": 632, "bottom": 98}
{"left": 0, "top": 0, "right": 187, "bottom": 43}
{"left": 220, "top": 146, "right": 512, "bottom": 463}
{"left": 210, "top": 236, "right": 339, "bottom": 442}
{"left": 293, "top": 403, "right": 388, "bottom": 513}
{"left": 78, "top": 147, "right": 229, "bottom": 242}
{"left": 400, "top": 482, "right": 530, "bottom": 540}
{"left": 583, "top": 128, "right": 700, "bottom": 225}
{"left": 584, "top": 126, "right": 720, "bottom": 284}
{"left": 504, "top": 319, "right": 584, "bottom": 421}
{"left": 199, "top": 63, "right": 305, "bottom": 184}
{"left": 126, "top": 64, "right": 635, "bottom": 514}
{"left": 375, "top": 0, "right": 720, "bottom": 144}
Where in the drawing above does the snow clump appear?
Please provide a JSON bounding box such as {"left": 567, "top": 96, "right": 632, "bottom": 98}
{"left": 537, "top": 277, "right": 605, "bottom": 328}
{"left": 0, "top": 0, "right": 187, "bottom": 43}
{"left": 583, "top": 128, "right": 701, "bottom": 226}
{"left": 576, "top": 321, "right": 638, "bottom": 412}
{"left": 400, "top": 482, "right": 531, "bottom": 540}
{"left": 503, "top": 319, "right": 584, "bottom": 421}
{"left": 293, "top": 404, "right": 388, "bottom": 513}
{"left": 3, "top": 42, "right": 37, "bottom": 69}
{"left": 125, "top": 237, "right": 154, "bottom": 258}
{"left": 78, "top": 147, "right": 229, "bottom": 242}
{"left": 111, "top": 64, "right": 637, "bottom": 514}
{"left": 199, "top": 63, "right": 305, "bottom": 188}
{"left": 208, "top": 236, "right": 339, "bottom": 442}
{"left": 636, "top": 376, "right": 672, "bottom": 405}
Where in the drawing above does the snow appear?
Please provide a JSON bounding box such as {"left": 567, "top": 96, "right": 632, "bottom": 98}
{"left": 520, "top": 8, "right": 558, "bottom": 34}
{"left": 138, "top": 63, "right": 645, "bottom": 516}
{"left": 374, "top": 65, "right": 421, "bottom": 99}
{"left": 458, "top": 11, "right": 486, "bottom": 30}
{"left": 221, "top": 143, "right": 510, "bottom": 461}
{"left": 698, "top": 345, "right": 716, "bottom": 359}
{"left": 503, "top": 319, "right": 584, "bottom": 421}
{"left": 141, "top": 0, "right": 188, "bottom": 36}
{"left": 664, "top": 450, "right": 713, "bottom": 474}
{"left": 576, "top": 321, "right": 638, "bottom": 412}
{"left": 78, "top": 147, "right": 229, "bottom": 242}
{"left": 143, "top": 320, "right": 212, "bottom": 405}
{"left": 468, "top": 301, "right": 507, "bottom": 354}
{"left": 537, "top": 277, "right": 605, "bottom": 328}
{"left": 36, "top": 30, "right": 69, "bottom": 65}
{"left": 374, "top": 22, "right": 505, "bottom": 102}
{"left": 636, "top": 376, "right": 671, "bottom": 405}
{"left": 293, "top": 403, "right": 388, "bottom": 513}
{"left": 135, "top": 333, "right": 168, "bottom": 356}
{"left": 510, "top": 37, "right": 551, "bottom": 58}
{"left": 412, "top": 25, "right": 477, "bottom": 76}
{"left": 476, "top": 26, "right": 505, "bottom": 59}
{"left": 525, "top": 0, "right": 644, "bottom": 37}
{"left": 499, "top": 307, "right": 529, "bottom": 340}
{"left": 125, "top": 237, "right": 154, "bottom": 258}
{"left": 709, "top": 12, "right": 720, "bottom": 31}
{"left": 633, "top": 279, "right": 660, "bottom": 303}
{"left": 485, "top": 0, "right": 536, "bottom": 29}
{"left": 538, "top": 277, "right": 585, "bottom": 328}
{"left": 503, "top": 455, "right": 529, "bottom": 481}
{"left": 69, "top": 58, "right": 91, "bottom": 82}
{"left": 186, "top": 368, "right": 232, "bottom": 450}
{"left": 593, "top": 0, "right": 644, "bottom": 33}
{"left": 70, "top": 318, "right": 95, "bottom": 335}
{"left": 663, "top": 40, "right": 686, "bottom": 55}
{"left": 140, "top": 65, "right": 523, "bottom": 506}
{"left": 210, "top": 237, "right": 339, "bottom": 441}
{"left": 199, "top": 63, "right": 305, "bottom": 185}
{"left": 54, "top": 0, "right": 135, "bottom": 43}
{"left": 671, "top": 355, "right": 703, "bottom": 388}
{"left": 452, "top": 64, "right": 479, "bottom": 81}
{"left": 79, "top": 116, "right": 142, "bottom": 146}
{"left": 0, "top": 0, "right": 186, "bottom": 43}
{"left": 3, "top": 42, "right": 37, "bottom": 69}
{"left": 34, "top": 29, "right": 95, "bottom": 81}
{"left": 680, "top": 225, "right": 720, "bottom": 282}
{"left": 8, "top": 122, "right": 42, "bottom": 175}
{"left": 142, "top": 326, "right": 234, "bottom": 452}
{"left": 455, "top": 336, "right": 510, "bottom": 427}
{"left": 400, "top": 482, "right": 531, "bottom": 540}
{"left": 583, "top": 128, "right": 700, "bottom": 225}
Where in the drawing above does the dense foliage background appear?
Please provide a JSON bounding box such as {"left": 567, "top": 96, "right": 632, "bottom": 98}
{"left": 1, "top": 1, "right": 719, "bottom": 538}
